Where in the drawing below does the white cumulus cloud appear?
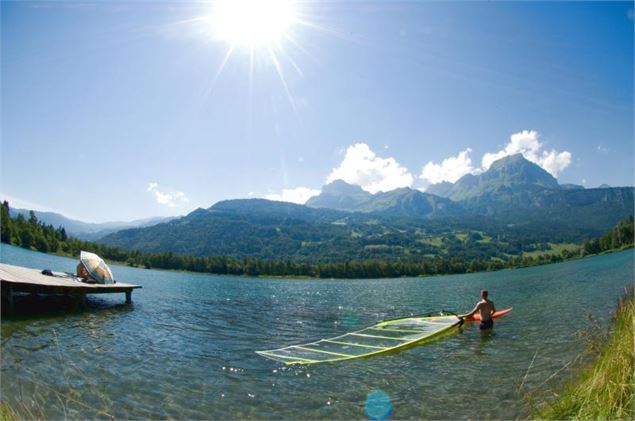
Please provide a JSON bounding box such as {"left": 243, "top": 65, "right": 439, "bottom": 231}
{"left": 147, "top": 183, "right": 189, "bottom": 207}
{"left": 481, "top": 130, "right": 571, "bottom": 176}
{"left": 326, "top": 143, "right": 414, "bottom": 193}
{"left": 265, "top": 187, "right": 320, "bottom": 204}
{"left": 418, "top": 130, "right": 572, "bottom": 188}
{"left": 420, "top": 148, "right": 476, "bottom": 185}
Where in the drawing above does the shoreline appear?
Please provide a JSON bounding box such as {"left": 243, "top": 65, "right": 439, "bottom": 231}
{"left": 534, "top": 290, "right": 634, "bottom": 419}
{"left": 1, "top": 242, "right": 632, "bottom": 281}
{"left": 2, "top": 209, "right": 631, "bottom": 280}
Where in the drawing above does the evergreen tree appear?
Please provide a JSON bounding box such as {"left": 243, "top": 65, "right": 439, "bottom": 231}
{"left": 1, "top": 201, "right": 13, "bottom": 243}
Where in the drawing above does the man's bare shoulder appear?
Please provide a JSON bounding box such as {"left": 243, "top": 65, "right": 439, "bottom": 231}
{"left": 478, "top": 299, "right": 494, "bottom": 308}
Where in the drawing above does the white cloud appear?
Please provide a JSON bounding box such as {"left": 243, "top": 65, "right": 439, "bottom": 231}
{"left": 481, "top": 130, "right": 571, "bottom": 177}
{"left": 326, "top": 143, "right": 414, "bottom": 193}
{"left": 147, "top": 182, "right": 189, "bottom": 208}
{"left": 597, "top": 144, "right": 609, "bottom": 153}
{"left": 539, "top": 150, "right": 572, "bottom": 176}
{"left": 265, "top": 186, "right": 320, "bottom": 204}
{"left": 420, "top": 148, "right": 476, "bottom": 185}
{"left": 418, "top": 130, "right": 572, "bottom": 188}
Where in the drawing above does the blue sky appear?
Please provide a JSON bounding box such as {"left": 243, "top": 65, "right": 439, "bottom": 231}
{"left": 2, "top": 1, "right": 633, "bottom": 222}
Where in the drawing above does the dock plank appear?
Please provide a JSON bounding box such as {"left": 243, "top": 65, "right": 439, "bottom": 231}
{"left": 0, "top": 263, "right": 141, "bottom": 295}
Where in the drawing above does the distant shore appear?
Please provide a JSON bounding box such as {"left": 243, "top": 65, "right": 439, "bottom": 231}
{"left": 2, "top": 242, "right": 632, "bottom": 282}
{"left": 2, "top": 203, "right": 633, "bottom": 280}
{"left": 1, "top": 204, "right": 632, "bottom": 280}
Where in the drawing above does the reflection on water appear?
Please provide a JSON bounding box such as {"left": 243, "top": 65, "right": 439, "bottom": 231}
{"left": 479, "top": 327, "right": 495, "bottom": 340}
{"left": 2, "top": 293, "right": 135, "bottom": 320}
{"left": 340, "top": 308, "right": 360, "bottom": 328}
{"left": 1, "top": 244, "right": 633, "bottom": 419}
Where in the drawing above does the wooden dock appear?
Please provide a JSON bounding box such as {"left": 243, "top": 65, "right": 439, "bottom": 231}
{"left": 0, "top": 263, "right": 141, "bottom": 312}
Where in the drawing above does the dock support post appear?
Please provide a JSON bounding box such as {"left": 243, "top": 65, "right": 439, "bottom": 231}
{"left": 78, "top": 290, "right": 86, "bottom": 308}
{"left": 7, "top": 286, "right": 14, "bottom": 314}
{"left": 125, "top": 290, "right": 132, "bottom": 303}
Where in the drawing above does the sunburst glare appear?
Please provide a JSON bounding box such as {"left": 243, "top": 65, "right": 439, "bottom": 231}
{"left": 188, "top": 0, "right": 353, "bottom": 122}
{"left": 210, "top": 0, "right": 298, "bottom": 49}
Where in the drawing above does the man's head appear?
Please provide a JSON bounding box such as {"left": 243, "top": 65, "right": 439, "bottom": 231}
{"left": 481, "top": 289, "right": 488, "bottom": 299}
{"left": 77, "top": 263, "right": 89, "bottom": 278}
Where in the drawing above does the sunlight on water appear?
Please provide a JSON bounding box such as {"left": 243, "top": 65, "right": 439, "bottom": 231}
{"left": 340, "top": 308, "right": 360, "bottom": 328}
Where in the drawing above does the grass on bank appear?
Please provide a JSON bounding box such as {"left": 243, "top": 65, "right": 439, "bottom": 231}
{"left": 0, "top": 402, "right": 19, "bottom": 421}
{"left": 536, "top": 290, "right": 634, "bottom": 420}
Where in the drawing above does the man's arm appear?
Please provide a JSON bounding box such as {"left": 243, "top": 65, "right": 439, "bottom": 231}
{"left": 459, "top": 303, "right": 481, "bottom": 319}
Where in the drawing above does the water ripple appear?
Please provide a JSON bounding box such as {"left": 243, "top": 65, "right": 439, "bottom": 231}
{"left": 1, "top": 245, "right": 633, "bottom": 419}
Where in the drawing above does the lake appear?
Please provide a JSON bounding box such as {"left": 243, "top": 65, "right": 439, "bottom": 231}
{"left": 1, "top": 243, "right": 633, "bottom": 419}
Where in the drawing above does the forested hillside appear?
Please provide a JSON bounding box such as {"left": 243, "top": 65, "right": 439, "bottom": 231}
{"left": 1, "top": 200, "right": 631, "bottom": 279}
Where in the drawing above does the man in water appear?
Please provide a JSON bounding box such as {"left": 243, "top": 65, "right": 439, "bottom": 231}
{"left": 460, "top": 289, "right": 496, "bottom": 330}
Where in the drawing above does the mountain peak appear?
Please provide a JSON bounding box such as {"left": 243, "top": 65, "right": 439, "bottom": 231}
{"left": 428, "top": 154, "right": 559, "bottom": 200}
{"left": 321, "top": 179, "right": 367, "bottom": 195}
{"left": 489, "top": 153, "right": 525, "bottom": 168}
{"left": 304, "top": 180, "right": 463, "bottom": 217}
{"left": 485, "top": 154, "right": 558, "bottom": 188}
{"left": 306, "top": 180, "right": 372, "bottom": 210}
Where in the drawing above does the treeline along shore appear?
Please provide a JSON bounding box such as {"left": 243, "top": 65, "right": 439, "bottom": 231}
{"left": 1, "top": 201, "right": 633, "bottom": 279}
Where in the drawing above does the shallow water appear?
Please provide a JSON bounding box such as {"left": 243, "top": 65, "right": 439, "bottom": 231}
{"left": 1, "top": 243, "right": 633, "bottom": 419}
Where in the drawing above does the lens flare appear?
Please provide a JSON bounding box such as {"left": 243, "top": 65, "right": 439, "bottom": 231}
{"left": 211, "top": 0, "right": 297, "bottom": 48}
{"left": 365, "top": 390, "right": 393, "bottom": 420}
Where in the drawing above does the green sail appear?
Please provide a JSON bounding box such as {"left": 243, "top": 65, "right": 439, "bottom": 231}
{"left": 256, "top": 314, "right": 461, "bottom": 365}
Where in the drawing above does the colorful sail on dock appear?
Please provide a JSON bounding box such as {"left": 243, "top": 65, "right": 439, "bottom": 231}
{"left": 80, "top": 251, "right": 114, "bottom": 284}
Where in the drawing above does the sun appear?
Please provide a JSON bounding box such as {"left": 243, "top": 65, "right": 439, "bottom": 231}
{"left": 211, "top": 0, "right": 297, "bottom": 49}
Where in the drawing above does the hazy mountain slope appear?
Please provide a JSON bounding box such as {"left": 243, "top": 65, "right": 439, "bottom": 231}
{"left": 306, "top": 181, "right": 465, "bottom": 217}
{"left": 8, "top": 207, "right": 175, "bottom": 240}
{"left": 99, "top": 154, "right": 634, "bottom": 261}
{"left": 353, "top": 187, "right": 465, "bottom": 217}
{"left": 211, "top": 199, "right": 344, "bottom": 221}
{"left": 99, "top": 205, "right": 371, "bottom": 261}
{"left": 100, "top": 192, "right": 633, "bottom": 262}
{"left": 305, "top": 180, "right": 373, "bottom": 210}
